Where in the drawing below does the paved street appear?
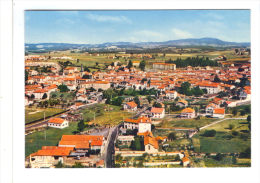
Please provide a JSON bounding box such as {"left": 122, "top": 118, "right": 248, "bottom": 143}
{"left": 104, "top": 126, "right": 118, "bottom": 168}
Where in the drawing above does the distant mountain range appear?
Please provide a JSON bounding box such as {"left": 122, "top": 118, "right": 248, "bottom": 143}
{"left": 25, "top": 38, "right": 250, "bottom": 52}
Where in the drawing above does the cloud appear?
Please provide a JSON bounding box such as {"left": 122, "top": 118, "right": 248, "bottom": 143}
{"left": 171, "top": 28, "right": 193, "bottom": 39}
{"left": 206, "top": 13, "right": 224, "bottom": 20}
{"left": 85, "top": 13, "right": 131, "bottom": 23}
{"left": 56, "top": 18, "right": 75, "bottom": 25}
{"left": 134, "top": 30, "right": 163, "bottom": 38}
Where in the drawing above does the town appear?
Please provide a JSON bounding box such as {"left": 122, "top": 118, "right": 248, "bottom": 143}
{"left": 24, "top": 46, "right": 251, "bottom": 168}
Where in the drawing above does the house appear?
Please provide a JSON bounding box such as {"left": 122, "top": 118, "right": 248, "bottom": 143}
{"left": 48, "top": 118, "right": 69, "bottom": 129}
{"left": 182, "top": 157, "right": 190, "bottom": 167}
{"left": 198, "top": 82, "right": 220, "bottom": 94}
{"left": 138, "top": 131, "right": 159, "bottom": 153}
{"left": 176, "top": 99, "right": 188, "bottom": 108}
{"left": 123, "top": 116, "right": 151, "bottom": 133}
{"left": 132, "top": 61, "right": 140, "bottom": 67}
{"left": 123, "top": 101, "right": 138, "bottom": 111}
{"left": 77, "top": 95, "right": 88, "bottom": 102}
{"left": 239, "top": 90, "right": 251, "bottom": 101}
{"left": 224, "top": 101, "right": 236, "bottom": 107}
{"left": 33, "top": 89, "right": 49, "bottom": 100}
{"left": 165, "top": 90, "right": 178, "bottom": 99}
{"left": 205, "top": 103, "right": 218, "bottom": 115}
{"left": 29, "top": 146, "right": 74, "bottom": 168}
{"left": 153, "top": 63, "right": 176, "bottom": 70}
{"left": 58, "top": 135, "right": 105, "bottom": 153}
{"left": 180, "top": 108, "right": 196, "bottom": 118}
{"left": 212, "top": 108, "right": 225, "bottom": 118}
{"left": 150, "top": 107, "right": 165, "bottom": 119}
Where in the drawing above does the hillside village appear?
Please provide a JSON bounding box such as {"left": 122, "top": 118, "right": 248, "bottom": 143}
{"left": 25, "top": 50, "right": 251, "bottom": 168}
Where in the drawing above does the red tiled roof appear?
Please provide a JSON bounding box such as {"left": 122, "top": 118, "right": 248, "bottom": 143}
{"left": 126, "top": 101, "right": 137, "bottom": 108}
{"left": 30, "top": 146, "right": 73, "bottom": 157}
{"left": 213, "top": 108, "right": 225, "bottom": 114}
{"left": 151, "top": 107, "right": 164, "bottom": 113}
{"left": 48, "top": 118, "right": 65, "bottom": 124}
{"left": 181, "top": 108, "right": 195, "bottom": 113}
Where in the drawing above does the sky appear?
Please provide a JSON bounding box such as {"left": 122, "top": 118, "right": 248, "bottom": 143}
{"left": 25, "top": 10, "right": 250, "bottom": 44}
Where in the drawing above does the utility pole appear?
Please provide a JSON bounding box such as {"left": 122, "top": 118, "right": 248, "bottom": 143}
{"left": 44, "top": 111, "right": 46, "bottom": 140}
{"left": 44, "top": 130, "right": 46, "bottom": 141}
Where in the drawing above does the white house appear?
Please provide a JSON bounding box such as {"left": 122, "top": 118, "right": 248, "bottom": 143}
{"left": 198, "top": 82, "right": 220, "bottom": 94}
{"left": 33, "top": 89, "right": 50, "bottom": 100}
{"left": 180, "top": 108, "right": 196, "bottom": 118}
{"left": 212, "top": 108, "right": 225, "bottom": 118}
{"left": 150, "top": 107, "right": 165, "bottom": 119}
{"left": 205, "top": 103, "right": 218, "bottom": 115}
{"left": 48, "top": 118, "right": 69, "bottom": 129}
{"left": 165, "top": 90, "right": 178, "bottom": 99}
{"left": 123, "top": 101, "right": 138, "bottom": 111}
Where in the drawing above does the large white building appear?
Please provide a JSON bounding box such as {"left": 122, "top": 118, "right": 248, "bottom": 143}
{"left": 198, "top": 82, "right": 220, "bottom": 94}
{"left": 48, "top": 118, "right": 69, "bottom": 129}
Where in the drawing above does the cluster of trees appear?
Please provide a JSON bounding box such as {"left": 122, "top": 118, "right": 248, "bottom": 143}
{"left": 58, "top": 84, "right": 70, "bottom": 92}
{"left": 178, "top": 82, "right": 205, "bottom": 96}
{"left": 103, "top": 88, "right": 159, "bottom": 106}
{"left": 168, "top": 132, "right": 177, "bottom": 141}
{"left": 202, "top": 129, "right": 217, "bottom": 137}
{"left": 130, "top": 136, "right": 144, "bottom": 151}
{"left": 166, "top": 56, "right": 219, "bottom": 68}
{"left": 230, "top": 105, "right": 251, "bottom": 117}
{"left": 139, "top": 60, "right": 146, "bottom": 71}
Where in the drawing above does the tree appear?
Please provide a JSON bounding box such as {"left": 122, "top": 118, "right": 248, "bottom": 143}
{"left": 84, "top": 66, "right": 90, "bottom": 72}
{"left": 147, "top": 95, "right": 152, "bottom": 104}
{"left": 247, "top": 115, "right": 251, "bottom": 131}
{"left": 112, "top": 97, "right": 124, "bottom": 106}
{"left": 139, "top": 60, "right": 146, "bottom": 71}
{"left": 55, "top": 160, "right": 64, "bottom": 168}
{"left": 203, "top": 130, "right": 216, "bottom": 137}
{"left": 229, "top": 124, "right": 235, "bottom": 130}
{"left": 31, "top": 94, "right": 35, "bottom": 99}
{"left": 168, "top": 132, "right": 177, "bottom": 141}
{"left": 232, "top": 109, "right": 238, "bottom": 116}
{"left": 72, "top": 162, "right": 84, "bottom": 168}
{"left": 232, "top": 130, "right": 239, "bottom": 136}
{"left": 134, "top": 96, "right": 140, "bottom": 108}
{"left": 77, "top": 120, "right": 85, "bottom": 132}
{"left": 153, "top": 102, "right": 162, "bottom": 108}
{"left": 105, "top": 97, "right": 111, "bottom": 104}
{"left": 42, "top": 93, "right": 47, "bottom": 99}
{"left": 239, "top": 147, "right": 251, "bottom": 158}
{"left": 127, "top": 60, "right": 133, "bottom": 69}
{"left": 215, "top": 153, "right": 224, "bottom": 161}
{"left": 25, "top": 70, "right": 29, "bottom": 82}
{"left": 213, "top": 75, "right": 221, "bottom": 83}
{"left": 82, "top": 74, "right": 91, "bottom": 79}
{"left": 58, "top": 84, "right": 69, "bottom": 92}
{"left": 151, "top": 124, "right": 155, "bottom": 131}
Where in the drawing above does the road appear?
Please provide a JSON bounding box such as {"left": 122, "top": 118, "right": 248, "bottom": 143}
{"left": 104, "top": 126, "right": 118, "bottom": 168}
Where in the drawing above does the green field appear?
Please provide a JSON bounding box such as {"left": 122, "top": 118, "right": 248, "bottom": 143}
{"left": 25, "top": 122, "right": 79, "bottom": 157}
{"left": 38, "top": 49, "right": 245, "bottom": 69}
{"left": 192, "top": 119, "right": 251, "bottom": 153}
{"left": 159, "top": 117, "right": 218, "bottom": 129}
{"left": 25, "top": 107, "right": 65, "bottom": 124}
{"left": 78, "top": 104, "right": 132, "bottom": 126}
